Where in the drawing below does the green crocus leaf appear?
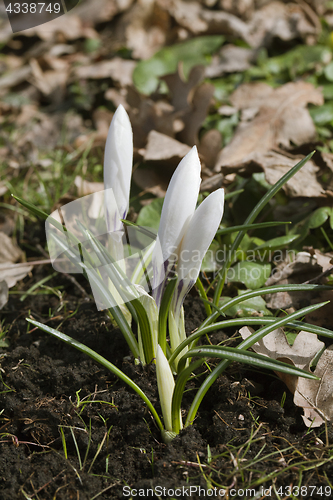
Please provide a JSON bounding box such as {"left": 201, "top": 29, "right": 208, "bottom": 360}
{"left": 136, "top": 197, "right": 163, "bottom": 233}
{"left": 324, "top": 61, "right": 333, "bottom": 82}
{"left": 227, "top": 261, "right": 271, "bottom": 289}
{"left": 219, "top": 294, "right": 272, "bottom": 317}
{"left": 310, "top": 102, "right": 333, "bottom": 126}
{"left": 136, "top": 197, "right": 163, "bottom": 245}
{"left": 308, "top": 207, "right": 332, "bottom": 229}
{"left": 254, "top": 234, "right": 299, "bottom": 251}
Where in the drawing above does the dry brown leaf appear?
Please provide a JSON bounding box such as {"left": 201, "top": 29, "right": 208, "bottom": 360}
{"left": 0, "top": 66, "right": 32, "bottom": 91}
{"left": 0, "top": 262, "right": 33, "bottom": 289}
{"left": 240, "top": 326, "right": 324, "bottom": 393}
{"left": 0, "top": 182, "right": 8, "bottom": 197}
{"left": 133, "top": 168, "right": 169, "bottom": 198}
{"left": 240, "top": 325, "right": 333, "bottom": 428}
{"left": 22, "top": 13, "right": 96, "bottom": 42}
{"left": 261, "top": 153, "right": 323, "bottom": 198}
{"left": 265, "top": 250, "right": 333, "bottom": 310}
{"left": 294, "top": 346, "right": 333, "bottom": 427}
{"left": 198, "top": 129, "right": 222, "bottom": 170}
{"left": 127, "top": 96, "right": 177, "bottom": 148}
{"left": 168, "top": 0, "right": 209, "bottom": 33}
{"left": 143, "top": 130, "right": 191, "bottom": 162}
{"left": 0, "top": 233, "right": 32, "bottom": 301}
{"left": 0, "top": 232, "right": 23, "bottom": 264}
{"left": 229, "top": 81, "right": 274, "bottom": 110}
{"left": 234, "top": 151, "right": 324, "bottom": 198}
{"left": 219, "top": 0, "right": 255, "bottom": 20}
{"left": 215, "top": 81, "right": 323, "bottom": 171}
{"left": 199, "top": 173, "right": 223, "bottom": 192}
{"left": 265, "top": 251, "right": 322, "bottom": 288}
{"left": 178, "top": 82, "right": 215, "bottom": 146}
{"left": 92, "top": 108, "right": 115, "bottom": 139}
{"left": 75, "top": 58, "right": 136, "bottom": 87}
{"left": 133, "top": 131, "right": 192, "bottom": 197}
{"left": 0, "top": 280, "right": 8, "bottom": 310}
{"left": 162, "top": 65, "right": 206, "bottom": 112}
{"left": 116, "top": 0, "right": 169, "bottom": 59}
{"left": 73, "top": 176, "right": 105, "bottom": 219}
{"left": 205, "top": 44, "right": 254, "bottom": 77}
{"left": 29, "top": 58, "right": 68, "bottom": 99}
{"left": 247, "top": 1, "right": 319, "bottom": 47}
{"left": 105, "top": 88, "right": 129, "bottom": 109}
{"left": 314, "top": 249, "right": 333, "bottom": 273}
{"left": 74, "top": 0, "right": 134, "bottom": 24}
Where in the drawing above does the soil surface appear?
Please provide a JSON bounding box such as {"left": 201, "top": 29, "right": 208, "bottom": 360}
{"left": 1, "top": 237, "right": 333, "bottom": 500}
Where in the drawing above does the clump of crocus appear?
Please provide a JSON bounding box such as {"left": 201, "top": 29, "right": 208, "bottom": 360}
{"left": 25, "top": 105, "right": 326, "bottom": 442}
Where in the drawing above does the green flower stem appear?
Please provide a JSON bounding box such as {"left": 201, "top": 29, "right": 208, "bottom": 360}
{"left": 132, "top": 298, "right": 154, "bottom": 364}
{"left": 74, "top": 221, "right": 157, "bottom": 363}
{"left": 158, "top": 277, "right": 177, "bottom": 355}
{"left": 212, "top": 152, "right": 315, "bottom": 306}
{"left": 27, "top": 319, "right": 164, "bottom": 433}
{"left": 184, "top": 301, "right": 328, "bottom": 428}
{"left": 171, "top": 359, "right": 204, "bottom": 435}
{"left": 168, "top": 315, "right": 333, "bottom": 367}
{"left": 86, "top": 268, "right": 140, "bottom": 360}
{"left": 49, "top": 228, "right": 140, "bottom": 359}
{"left": 196, "top": 277, "right": 211, "bottom": 317}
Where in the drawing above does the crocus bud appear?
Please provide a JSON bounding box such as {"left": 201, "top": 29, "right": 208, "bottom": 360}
{"left": 156, "top": 344, "right": 176, "bottom": 432}
{"left": 104, "top": 105, "right": 133, "bottom": 232}
{"left": 173, "top": 189, "right": 225, "bottom": 316}
{"left": 152, "top": 146, "right": 201, "bottom": 305}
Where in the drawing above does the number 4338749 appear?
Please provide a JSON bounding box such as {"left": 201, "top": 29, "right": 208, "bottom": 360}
{"left": 6, "top": 3, "right": 61, "bottom": 14}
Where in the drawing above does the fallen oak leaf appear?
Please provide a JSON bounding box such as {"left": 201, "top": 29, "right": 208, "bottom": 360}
{"left": 0, "top": 232, "right": 23, "bottom": 264}
{"left": 0, "top": 281, "right": 8, "bottom": 310}
{"left": 239, "top": 326, "right": 325, "bottom": 393}
{"left": 294, "top": 346, "right": 333, "bottom": 427}
{"left": 256, "top": 151, "right": 323, "bottom": 198}
{"left": 215, "top": 81, "right": 323, "bottom": 171}
{"left": 142, "top": 130, "right": 191, "bottom": 163}
{"left": 0, "top": 262, "right": 33, "bottom": 290}
{"left": 75, "top": 58, "right": 136, "bottom": 87}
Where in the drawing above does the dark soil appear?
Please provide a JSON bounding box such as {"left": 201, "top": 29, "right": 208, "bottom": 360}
{"left": 1, "top": 264, "right": 333, "bottom": 500}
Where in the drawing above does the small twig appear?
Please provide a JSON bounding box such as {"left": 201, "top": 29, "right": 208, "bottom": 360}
{"left": 63, "top": 273, "right": 91, "bottom": 300}
{"left": 302, "top": 265, "right": 333, "bottom": 284}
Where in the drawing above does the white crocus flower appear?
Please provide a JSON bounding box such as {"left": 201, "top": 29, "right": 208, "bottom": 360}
{"left": 156, "top": 344, "right": 182, "bottom": 434}
{"left": 169, "top": 189, "right": 224, "bottom": 362}
{"left": 173, "top": 189, "right": 225, "bottom": 318}
{"left": 104, "top": 104, "right": 133, "bottom": 234}
{"left": 102, "top": 105, "right": 133, "bottom": 319}
{"left": 152, "top": 146, "right": 201, "bottom": 306}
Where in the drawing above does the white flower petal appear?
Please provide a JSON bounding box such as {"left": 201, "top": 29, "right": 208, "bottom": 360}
{"left": 104, "top": 105, "right": 133, "bottom": 231}
{"left": 155, "top": 146, "right": 201, "bottom": 264}
{"left": 176, "top": 189, "right": 224, "bottom": 302}
{"left": 156, "top": 344, "right": 175, "bottom": 432}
